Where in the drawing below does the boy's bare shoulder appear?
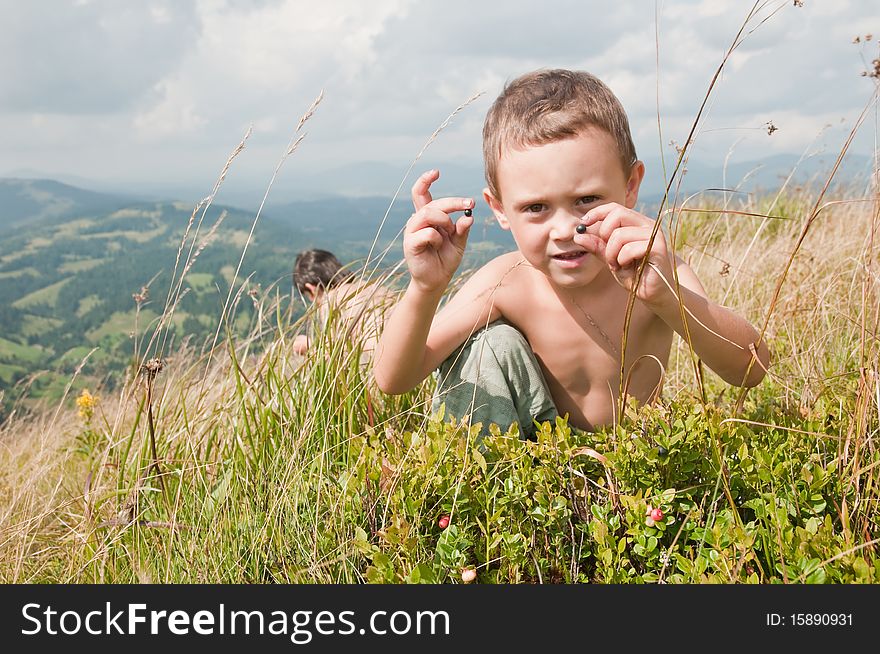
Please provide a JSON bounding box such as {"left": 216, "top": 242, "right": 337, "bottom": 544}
{"left": 460, "top": 251, "right": 530, "bottom": 290}
{"left": 434, "top": 251, "right": 530, "bottom": 328}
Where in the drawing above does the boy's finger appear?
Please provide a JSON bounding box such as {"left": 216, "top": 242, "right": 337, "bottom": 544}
{"left": 585, "top": 204, "right": 648, "bottom": 233}
{"left": 576, "top": 220, "right": 603, "bottom": 238}
{"left": 573, "top": 232, "right": 605, "bottom": 257}
{"left": 452, "top": 213, "right": 474, "bottom": 249}
{"left": 411, "top": 169, "right": 440, "bottom": 211}
{"left": 407, "top": 226, "right": 445, "bottom": 253}
{"left": 426, "top": 197, "right": 474, "bottom": 215}
{"left": 615, "top": 241, "right": 651, "bottom": 270}
{"left": 592, "top": 210, "right": 623, "bottom": 242}
{"left": 605, "top": 227, "right": 650, "bottom": 266}
{"left": 407, "top": 207, "right": 456, "bottom": 238}
{"left": 582, "top": 202, "right": 621, "bottom": 226}
{"left": 596, "top": 208, "right": 647, "bottom": 242}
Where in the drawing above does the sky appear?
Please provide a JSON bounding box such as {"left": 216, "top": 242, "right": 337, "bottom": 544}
{"left": 1, "top": 0, "right": 878, "bottom": 204}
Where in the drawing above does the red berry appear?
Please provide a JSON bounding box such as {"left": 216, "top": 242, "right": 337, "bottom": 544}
{"left": 651, "top": 508, "right": 664, "bottom": 521}
{"left": 438, "top": 515, "right": 450, "bottom": 529}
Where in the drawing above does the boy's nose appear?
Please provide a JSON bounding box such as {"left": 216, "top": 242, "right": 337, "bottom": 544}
{"left": 549, "top": 210, "right": 582, "bottom": 240}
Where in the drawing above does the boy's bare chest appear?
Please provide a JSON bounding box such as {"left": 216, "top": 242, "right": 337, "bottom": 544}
{"left": 511, "top": 294, "right": 652, "bottom": 374}
{"left": 499, "top": 284, "right": 672, "bottom": 427}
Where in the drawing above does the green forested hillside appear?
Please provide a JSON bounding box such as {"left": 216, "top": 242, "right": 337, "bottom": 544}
{"left": 0, "top": 199, "right": 298, "bottom": 406}
{"left": 0, "top": 180, "right": 513, "bottom": 412}
{"left": 0, "top": 178, "right": 131, "bottom": 232}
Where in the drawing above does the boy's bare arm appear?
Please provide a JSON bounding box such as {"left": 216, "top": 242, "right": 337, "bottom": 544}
{"left": 372, "top": 170, "right": 475, "bottom": 394}
{"left": 373, "top": 284, "right": 446, "bottom": 393}
{"left": 375, "top": 261, "right": 512, "bottom": 392}
{"left": 646, "top": 261, "right": 771, "bottom": 387}
{"left": 581, "top": 203, "right": 771, "bottom": 387}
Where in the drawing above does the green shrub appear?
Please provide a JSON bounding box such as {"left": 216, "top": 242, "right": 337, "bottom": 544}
{"left": 349, "top": 399, "right": 878, "bottom": 584}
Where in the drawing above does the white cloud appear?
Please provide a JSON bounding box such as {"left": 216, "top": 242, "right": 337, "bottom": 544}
{"left": 190, "top": 0, "right": 411, "bottom": 88}
{"left": 133, "top": 79, "right": 207, "bottom": 139}
{"left": 1, "top": 0, "right": 877, "bottom": 192}
{"left": 0, "top": 1, "right": 199, "bottom": 113}
{"left": 812, "top": 0, "right": 852, "bottom": 18}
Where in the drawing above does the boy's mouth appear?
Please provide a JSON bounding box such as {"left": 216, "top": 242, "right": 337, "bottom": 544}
{"left": 552, "top": 251, "right": 586, "bottom": 261}
{"left": 551, "top": 250, "right": 588, "bottom": 268}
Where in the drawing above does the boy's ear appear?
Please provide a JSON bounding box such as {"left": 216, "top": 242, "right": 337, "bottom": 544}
{"left": 303, "top": 283, "right": 319, "bottom": 301}
{"left": 483, "top": 188, "right": 510, "bottom": 230}
{"left": 624, "top": 160, "right": 646, "bottom": 209}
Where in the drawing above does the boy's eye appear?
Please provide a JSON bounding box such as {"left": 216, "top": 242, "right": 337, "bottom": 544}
{"left": 577, "top": 196, "right": 600, "bottom": 205}
{"left": 524, "top": 203, "right": 546, "bottom": 213}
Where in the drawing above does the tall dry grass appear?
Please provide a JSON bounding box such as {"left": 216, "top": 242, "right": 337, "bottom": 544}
{"left": 1, "top": 0, "right": 877, "bottom": 583}
{"left": 666, "top": 180, "right": 880, "bottom": 412}
{"left": 1, "top": 179, "right": 877, "bottom": 582}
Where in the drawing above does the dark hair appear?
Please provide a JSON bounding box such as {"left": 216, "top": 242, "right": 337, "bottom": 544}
{"left": 293, "top": 249, "right": 353, "bottom": 296}
{"left": 482, "top": 69, "right": 637, "bottom": 200}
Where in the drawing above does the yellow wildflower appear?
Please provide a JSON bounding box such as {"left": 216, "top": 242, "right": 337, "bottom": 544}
{"left": 76, "top": 389, "right": 98, "bottom": 421}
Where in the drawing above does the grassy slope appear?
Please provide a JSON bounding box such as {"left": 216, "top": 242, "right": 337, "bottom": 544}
{"left": 0, "top": 186, "right": 877, "bottom": 584}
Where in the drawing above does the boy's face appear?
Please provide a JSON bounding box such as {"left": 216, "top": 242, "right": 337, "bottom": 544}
{"left": 485, "top": 127, "right": 644, "bottom": 290}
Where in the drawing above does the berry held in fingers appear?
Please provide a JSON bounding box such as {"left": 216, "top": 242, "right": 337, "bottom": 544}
{"left": 576, "top": 224, "right": 587, "bottom": 234}
{"left": 464, "top": 208, "right": 473, "bottom": 217}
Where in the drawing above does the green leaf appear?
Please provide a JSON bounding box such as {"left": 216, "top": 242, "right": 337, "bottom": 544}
{"left": 407, "top": 563, "right": 436, "bottom": 584}
{"left": 805, "top": 567, "right": 827, "bottom": 584}
{"left": 675, "top": 554, "right": 693, "bottom": 574}
{"left": 353, "top": 527, "right": 373, "bottom": 554}
{"left": 472, "top": 448, "right": 487, "bottom": 475}
{"left": 853, "top": 558, "right": 871, "bottom": 582}
{"left": 809, "top": 494, "right": 827, "bottom": 514}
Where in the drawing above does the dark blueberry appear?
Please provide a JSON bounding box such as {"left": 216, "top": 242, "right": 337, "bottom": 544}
{"left": 658, "top": 446, "right": 668, "bottom": 457}
{"left": 464, "top": 208, "right": 473, "bottom": 217}
{"left": 576, "top": 224, "right": 587, "bottom": 234}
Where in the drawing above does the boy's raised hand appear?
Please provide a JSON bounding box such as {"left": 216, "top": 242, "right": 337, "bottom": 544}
{"left": 404, "top": 169, "right": 474, "bottom": 293}
{"left": 579, "top": 203, "right": 675, "bottom": 305}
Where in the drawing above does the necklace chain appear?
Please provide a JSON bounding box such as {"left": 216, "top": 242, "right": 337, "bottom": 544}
{"left": 570, "top": 297, "right": 620, "bottom": 357}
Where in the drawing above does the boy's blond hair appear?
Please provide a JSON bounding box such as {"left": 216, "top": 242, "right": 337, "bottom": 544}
{"left": 482, "top": 69, "right": 638, "bottom": 199}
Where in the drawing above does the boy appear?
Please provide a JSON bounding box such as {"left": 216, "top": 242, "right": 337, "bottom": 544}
{"left": 293, "top": 248, "right": 393, "bottom": 360}
{"left": 372, "top": 69, "right": 771, "bottom": 438}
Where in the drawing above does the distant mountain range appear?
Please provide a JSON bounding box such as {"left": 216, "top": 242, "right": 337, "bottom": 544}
{"left": 0, "top": 178, "right": 131, "bottom": 232}
{"left": 0, "top": 176, "right": 516, "bottom": 251}
{"left": 638, "top": 152, "right": 875, "bottom": 204}
{"left": 5, "top": 151, "right": 873, "bottom": 209}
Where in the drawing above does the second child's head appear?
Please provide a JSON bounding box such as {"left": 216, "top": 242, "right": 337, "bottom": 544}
{"left": 293, "top": 249, "right": 353, "bottom": 302}
{"left": 482, "top": 69, "right": 639, "bottom": 202}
